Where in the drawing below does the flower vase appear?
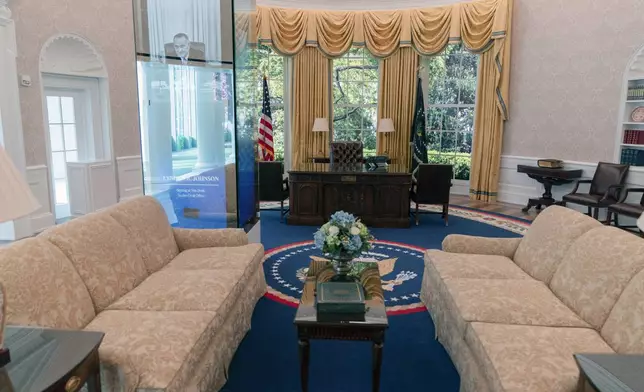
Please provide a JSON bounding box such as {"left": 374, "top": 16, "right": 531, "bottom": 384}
{"left": 330, "top": 254, "right": 354, "bottom": 281}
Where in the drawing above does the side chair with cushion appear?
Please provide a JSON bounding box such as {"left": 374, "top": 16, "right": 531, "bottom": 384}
{"left": 258, "top": 161, "right": 289, "bottom": 222}
{"left": 561, "top": 162, "right": 629, "bottom": 219}
{"left": 410, "top": 164, "right": 453, "bottom": 226}
{"left": 606, "top": 187, "right": 644, "bottom": 232}
{"left": 330, "top": 142, "right": 364, "bottom": 164}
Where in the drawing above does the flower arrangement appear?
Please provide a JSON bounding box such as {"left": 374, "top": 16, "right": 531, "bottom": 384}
{"left": 314, "top": 211, "right": 374, "bottom": 259}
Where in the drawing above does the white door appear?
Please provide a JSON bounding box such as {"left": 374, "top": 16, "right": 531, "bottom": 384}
{"left": 44, "top": 90, "right": 86, "bottom": 219}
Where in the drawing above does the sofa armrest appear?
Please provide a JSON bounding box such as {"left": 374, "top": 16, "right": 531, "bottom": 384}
{"left": 173, "top": 228, "right": 249, "bottom": 251}
{"left": 442, "top": 235, "right": 522, "bottom": 258}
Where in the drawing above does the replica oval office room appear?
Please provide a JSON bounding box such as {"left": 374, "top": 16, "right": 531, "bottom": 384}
{"left": 0, "top": 0, "right": 643, "bottom": 391}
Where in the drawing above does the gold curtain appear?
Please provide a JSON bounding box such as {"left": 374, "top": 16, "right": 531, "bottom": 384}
{"left": 291, "top": 48, "right": 332, "bottom": 167}
{"left": 376, "top": 48, "right": 419, "bottom": 170}
{"left": 469, "top": 0, "right": 513, "bottom": 201}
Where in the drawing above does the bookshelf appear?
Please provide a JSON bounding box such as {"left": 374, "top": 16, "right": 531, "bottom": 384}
{"left": 618, "top": 77, "right": 644, "bottom": 166}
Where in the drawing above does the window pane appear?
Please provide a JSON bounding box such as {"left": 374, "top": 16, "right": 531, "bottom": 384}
{"left": 427, "top": 131, "right": 441, "bottom": 152}
{"left": 441, "top": 79, "right": 459, "bottom": 104}
{"left": 47, "top": 96, "right": 61, "bottom": 123}
{"left": 61, "top": 97, "right": 75, "bottom": 123}
{"left": 66, "top": 150, "right": 78, "bottom": 162}
{"left": 457, "top": 108, "right": 475, "bottom": 133}
{"left": 457, "top": 132, "right": 473, "bottom": 153}
{"left": 55, "top": 179, "right": 69, "bottom": 205}
{"left": 440, "top": 131, "right": 457, "bottom": 152}
{"left": 459, "top": 78, "right": 477, "bottom": 105}
{"left": 49, "top": 124, "right": 64, "bottom": 151}
{"left": 64, "top": 124, "right": 77, "bottom": 150}
{"left": 454, "top": 155, "right": 471, "bottom": 180}
{"left": 52, "top": 151, "right": 66, "bottom": 179}
{"left": 363, "top": 83, "right": 379, "bottom": 105}
{"left": 443, "top": 108, "right": 458, "bottom": 131}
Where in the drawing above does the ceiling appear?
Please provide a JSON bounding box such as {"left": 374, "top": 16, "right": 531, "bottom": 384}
{"left": 255, "top": 0, "right": 464, "bottom": 10}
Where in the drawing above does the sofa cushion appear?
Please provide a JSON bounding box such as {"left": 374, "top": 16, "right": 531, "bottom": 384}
{"left": 425, "top": 250, "right": 532, "bottom": 280}
{"left": 108, "top": 269, "right": 245, "bottom": 331}
{"left": 0, "top": 238, "right": 95, "bottom": 329}
{"left": 513, "top": 206, "right": 601, "bottom": 283}
{"left": 466, "top": 322, "right": 614, "bottom": 392}
{"left": 601, "top": 268, "right": 644, "bottom": 353}
{"left": 85, "top": 310, "right": 216, "bottom": 392}
{"left": 550, "top": 226, "right": 644, "bottom": 330}
{"left": 107, "top": 196, "right": 179, "bottom": 274}
{"left": 441, "top": 279, "right": 588, "bottom": 338}
{"left": 166, "top": 243, "right": 264, "bottom": 273}
{"left": 41, "top": 212, "right": 149, "bottom": 312}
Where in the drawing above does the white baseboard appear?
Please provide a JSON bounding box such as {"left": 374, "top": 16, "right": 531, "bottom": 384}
{"left": 116, "top": 156, "right": 144, "bottom": 201}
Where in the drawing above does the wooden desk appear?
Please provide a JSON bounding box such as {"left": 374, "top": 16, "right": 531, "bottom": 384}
{"left": 517, "top": 165, "right": 583, "bottom": 212}
{"left": 288, "top": 163, "right": 411, "bottom": 228}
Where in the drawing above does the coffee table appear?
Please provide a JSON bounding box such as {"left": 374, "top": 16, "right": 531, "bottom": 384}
{"left": 294, "top": 259, "right": 388, "bottom": 392}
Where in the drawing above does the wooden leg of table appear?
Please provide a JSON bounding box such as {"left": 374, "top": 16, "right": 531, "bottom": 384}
{"left": 87, "top": 352, "right": 102, "bottom": 392}
{"left": 372, "top": 341, "right": 384, "bottom": 392}
{"left": 415, "top": 203, "right": 419, "bottom": 226}
{"left": 298, "top": 338, "right": 310, "bottom": 392}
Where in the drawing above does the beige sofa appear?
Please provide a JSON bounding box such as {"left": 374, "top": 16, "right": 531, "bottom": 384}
{"left": 421, "top": 205, "right": 644, "bottom": 392}
{"left": 0, "top": 196, "right": 266, "bottom": 392}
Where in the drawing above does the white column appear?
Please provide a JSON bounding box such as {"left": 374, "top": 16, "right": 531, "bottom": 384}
{"left": 195, "top": 69, "right": 226, "bottom": 169}
{"left": 0, "top": 0, "right": 33, "bottom": 240}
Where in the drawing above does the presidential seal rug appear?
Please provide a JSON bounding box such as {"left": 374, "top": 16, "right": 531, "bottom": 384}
{"left": 222, "top": 207, "right": 530, "bottom": 392}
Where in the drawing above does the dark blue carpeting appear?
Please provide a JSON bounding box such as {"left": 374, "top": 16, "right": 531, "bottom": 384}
{"left": 222, "top": 209, "right": 525, "bottom": 392}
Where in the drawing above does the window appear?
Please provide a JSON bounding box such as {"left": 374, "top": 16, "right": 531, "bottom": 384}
{"left": 236, "top": 45, "right": 286, "bottom": 161}
{"left": 46, "top": 95, "right": 79, "bottom": 208}
{"left": 332, "top": 48, "right": 379, "bottom": 156}
{"left": 425, "top": 44, "right": 478, "bottom": 180}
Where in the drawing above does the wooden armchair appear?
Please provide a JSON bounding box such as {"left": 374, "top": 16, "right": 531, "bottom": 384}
{"left": 258, "top": 161, "right": 289, "bottom": 222}
{"left": 410, "top": 164, "right": 453, "bottom": 226}
{"left": 562, "top": 162, "right": 629, "bottom": 219}
{"left": 606, "top": 188, "right": 644, "bottom": 232}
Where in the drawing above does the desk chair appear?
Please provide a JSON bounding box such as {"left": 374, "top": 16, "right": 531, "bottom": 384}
{"left": 606, "top": 188, "right": 644, "bottom": 233}
{"left": 411, "top": 164, "right": 453, "bottom": 226}
{"left": 330, "top": 142, "right": 363, "bottom": 164}
{"left": 562, "top": 162, "right": 629, "bottom": 220}
{"left": 258, "top": 161, "right": 289, "bottom": 222}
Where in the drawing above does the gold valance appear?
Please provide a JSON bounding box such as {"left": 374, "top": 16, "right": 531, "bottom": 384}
{"left": 253, "top": 0, "right": 511, "bottom": 119}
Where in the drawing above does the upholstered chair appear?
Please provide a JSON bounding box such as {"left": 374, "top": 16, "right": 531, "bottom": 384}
{"left": 606, "top": 188, "right": 644, "bottom": 232}
{"left": 330, "top": 142, "right": 364, "bottom": 164}
{"left": 562, "top": 162, "right": 629, "bottom": 220}
{"left": 410, "top": 164, "right": 453, "bottom": 226}
{"left": 258, "top": 161, "right": 289, "bottom": 222}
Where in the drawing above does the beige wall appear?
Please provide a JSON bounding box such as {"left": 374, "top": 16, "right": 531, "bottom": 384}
{"left": 12, "top": 0, "right": 141, "bottom": 166}
{"left": 504, "top": 0, "right": 644, "bottom": 162}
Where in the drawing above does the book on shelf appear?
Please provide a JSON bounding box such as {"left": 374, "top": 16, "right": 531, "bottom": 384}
{"left": 623, "top": 130, "right": 644, "bottom": 145}
{"left": 620, "top": 148, "right": 644, "bottom": 166}
{"left": 628, "top": 85, "right": 644, "bottom": 100}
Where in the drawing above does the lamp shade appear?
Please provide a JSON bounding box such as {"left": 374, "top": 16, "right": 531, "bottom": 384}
{"left": 0, "top": 145, "right": 39, "bottom": 223}
{"left": 312, "top": 118, "right": 329, "bottom": 132}
{"left": 638, "top": 212, "right": 644, "bottom": 232}
{"left": 378, "top": 118, "right": 395, "bottom": 133}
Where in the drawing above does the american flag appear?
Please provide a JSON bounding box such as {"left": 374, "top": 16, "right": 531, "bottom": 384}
{"left": 258, "top": 76, "right": 274, "bottom": 161}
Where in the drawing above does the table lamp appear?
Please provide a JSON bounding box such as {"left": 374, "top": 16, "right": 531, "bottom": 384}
{"left": 0, "top": 144, "right": 40, "bottom": 367}
{"left": 378, "top": 118, "right": 395, "bottom": 155}
{"left": 312, "top": 118, "right": 330, "bottom": 156}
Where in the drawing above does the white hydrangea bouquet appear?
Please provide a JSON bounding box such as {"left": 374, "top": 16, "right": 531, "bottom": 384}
{"left": 314, "top": 211, "right": 374, "bottom": 277}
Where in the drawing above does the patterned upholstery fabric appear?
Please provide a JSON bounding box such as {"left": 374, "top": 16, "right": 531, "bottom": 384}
{"left": 0, "top": 238, "right": 96, "bottom": 329}
{"left": 550, "top": 226, "right": 644, "bottom": 330}
{"left": 166, "top": 243, "right": 263, "bottom": 272}
{"left": 85, "top": 267, "right": 267, "bottom": 392}
{"left": 172, "top": 228, "right": 249, "bottom": 250}
{"left": 441, "top": 279, "right": 589, "bottom": 338}
{"left": 601, "top": 268, "right": 644, "bottom": 353}
{"left": 513, "top": 206, "right": 602, "bottom": 283}
{"left": 41, "top": 211, "right": 149, "bottom": 312}
{"left": 426, "top": 250, "right": 531, "bottom": 280}
{"left": 107, "top": 196, "right": 179, "bottom": 274}
{"left": 466, "top": 323, "right": 614, "bottom": 392}
{"left": 442, "top": 235, "right": 522, "bottom": 259}
{"left": 330, "top": 141, "right": 364, "bottom": 164}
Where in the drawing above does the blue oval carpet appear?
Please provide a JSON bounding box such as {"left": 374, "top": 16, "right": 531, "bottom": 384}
{"left": 222, "top": 207, "right": 529, "bottom": 392}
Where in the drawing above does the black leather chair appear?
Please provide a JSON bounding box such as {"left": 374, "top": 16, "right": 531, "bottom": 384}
{"left": 562, "top": 162, "right": 629, "bottom": 219}
{"left": 606, "top": 188, "right": 644, "bottom": 232}
{"left": 330, "top": 142, "right": 364, "bottom": 164}
{"left": 258, "top": 161, "right": 289, "bottom": 222}
{"left": 410, "top": 164, "right": 453, "bottom": 226}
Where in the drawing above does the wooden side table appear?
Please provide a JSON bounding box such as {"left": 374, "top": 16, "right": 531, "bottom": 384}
{"left": 0, "top": 326, "right": 104, "bottom": 392}
{"left": 517, "top": 165, "right": 583, "bottom": 212}
{"left": 575, "top": 354, "right": 644, "bottom": 392}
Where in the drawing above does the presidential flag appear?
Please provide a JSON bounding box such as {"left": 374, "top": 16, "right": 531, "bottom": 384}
{"left": 410, "top": 77, "right": 428, "bottom": 178}
{"left": 258, "top": 76, "right": 274, "bottom": 161}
